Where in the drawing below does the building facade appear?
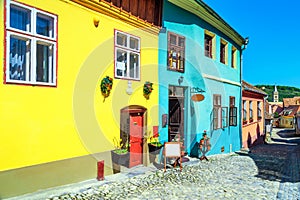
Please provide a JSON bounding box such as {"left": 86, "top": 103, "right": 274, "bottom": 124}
{"left": 242, "top": 81, "right": 267, "bottom": 149}
{"left": 158, "top": 0, "right": 246, "bottom": 157}
{"left": 0, "top": 0, "right": 161, "bottom": 197}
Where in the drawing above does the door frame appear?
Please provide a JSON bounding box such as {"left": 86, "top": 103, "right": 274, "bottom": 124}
{"left": 120, "top": 105, "right": 147, "bottom": 167}
{"left": 168, "top": 85, "right": 187, "bottom": 146}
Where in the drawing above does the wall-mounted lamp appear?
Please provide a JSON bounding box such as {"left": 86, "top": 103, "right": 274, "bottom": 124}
{"left": 93, "top": 16, "right": 100, "bottom": 28}
{"left": 242, "top": 37, "right": 249, "bottom": 50}
{"left": 126, "top": 80, "right": 133, "bottom": 95}
{"left": 178, "top": 76, "right": 183, "bottom": 85}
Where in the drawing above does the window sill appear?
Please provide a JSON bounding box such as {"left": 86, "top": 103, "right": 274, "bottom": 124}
{"left": 5, "top": 81, "right": 56, "bottom": 87}
{"left": 167, "top": 68, "right": 184, "bottom": 73}
{"left": 114, "top": 77, "right": 140, "bottom": 82}
{"left": 242, "top": 120, "right": 262, "bottom": 127}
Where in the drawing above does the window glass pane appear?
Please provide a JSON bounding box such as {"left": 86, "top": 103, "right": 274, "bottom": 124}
{"left": 178, "top": 37, "right": 185, "bottom": 47}
{"left": 10, "top": 5, "right": 31, "bottom": 32}
{"left": 36, "top": 43, "right": 53, "bottom": 82}
{"left": 130, "top": 37, "right": 139, "bottom": 50}
{"left": 176, "top": 87, "right": 184, "bottom": 96}
{"left": 117, "top": 32, "right": 127, "bottom": 47}
{"left": 116, "top": 49, "right": 127, "bottom": 77}
{"left": 129, "top": 52, "right": 139, "bottom": 78}
{"left": 36, "top": 13, "right": 54, "bottom": 37}
{"left": 170, "top": 34, "right": 176, "bottom": 45}
{"left": 9, "top": 36, "right": 30, "bottom": 81}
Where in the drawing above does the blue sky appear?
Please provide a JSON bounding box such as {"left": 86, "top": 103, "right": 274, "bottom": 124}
{"left": 203, "top": 0, "right": 300, "bottom": 88}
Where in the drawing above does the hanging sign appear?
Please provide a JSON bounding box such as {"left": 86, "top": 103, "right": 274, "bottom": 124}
{"left": 191, "top": 94, "right": 205, "bottom": 102}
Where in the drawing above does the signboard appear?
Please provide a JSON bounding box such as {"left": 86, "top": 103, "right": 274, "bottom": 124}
{"left": 191, "top": 94, "right": 205, "bottom": 102}
{"left": 164, "top": 142, "right": 182, "bottom": 171}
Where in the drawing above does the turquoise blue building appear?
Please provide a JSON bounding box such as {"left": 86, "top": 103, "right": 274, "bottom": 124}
{"left": 158, "top": 0, "right": 247, "bottom": 156}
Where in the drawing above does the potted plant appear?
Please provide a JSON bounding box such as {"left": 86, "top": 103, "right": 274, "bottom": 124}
{"left": 100, "top": 76, "right": 113, "bottom": 102}
{"left": 243, "top": 118, "right": 247, "bottom": 125}
{"left": 111, "top": 137, "right": 129, "bottom": 173}
{"left": 143, "top": 81, "right": 153, "bottom": 100}
{"left": 148, "top": 134, "right": 163, "bottom": 163}
{"left": 258, "top": 116, "right": 262, "bottom": 120}
{"left": 249, "top": 117, "right": 253, "bottom": 123}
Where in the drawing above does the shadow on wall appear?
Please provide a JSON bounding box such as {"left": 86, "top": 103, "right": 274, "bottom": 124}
{"left": 246, "top": 123, "right": 264, "bottom": 148}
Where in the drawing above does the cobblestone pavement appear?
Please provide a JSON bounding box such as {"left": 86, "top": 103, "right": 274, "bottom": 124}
{"left": 7, "top": 128, "right": 300, "bottom": 200}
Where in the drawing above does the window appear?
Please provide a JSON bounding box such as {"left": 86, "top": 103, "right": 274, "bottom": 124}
{"left": 213, "top": 95, "right": 228, "bottom": 129}
{"left": 231, "top": 46, "right": 237, "bottom": 68}
{"left": 115, "top": 30, "right": 140, "bottom": 80}
{"left": 204, "top": 31, "right": 215, "bottom": 59}
{"left": 257, "top": 101, "right": 262, "bottom": 120}
{"left": 167, "top": 32, "right": 185, "bottom": 72}
{"left": 243, "top": 100, "right": 247, "bottom": 123}
{"left": 213, "top": 95, "right": 221, "bottom": 130}
{"left": 229, "top": 96, "right": 237, "bottom": 126}
{"left": 222, "top": 107, "right": 228, "bottom": 128}
{"left": 205, "top": 34, "right": 212, "bottom": 58}
{"left": 220, "top": 39, "right": 228, "bottom": 64}
{"left": 249, "top": 101, "right": 253, "bottom": 122}
{"left": 5, "top": 1, "right": 57, "bottom": 86}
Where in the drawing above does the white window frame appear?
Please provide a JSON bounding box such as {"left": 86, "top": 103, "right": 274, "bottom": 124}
{"left": 5, "top": 0, "right": 57, "bottom": 86}
{"left": 249, "top": 101, "right": 253, "bottom": 121}
{"left": 114, "top": 30, "right": 140, "bottom": 81}
{"left": 257, "top": 101, "right": 262, "bottom": 120}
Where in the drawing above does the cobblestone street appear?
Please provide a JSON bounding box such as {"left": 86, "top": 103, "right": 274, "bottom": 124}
{"left": 7, "top": 128, "right": 300, "bottom": 200}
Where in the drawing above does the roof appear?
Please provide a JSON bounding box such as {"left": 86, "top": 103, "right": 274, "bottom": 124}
{"left": 283, "top": 97, "right": 300, "bottom": 108}
{"left": 168, "top": 0, "right": 246, "bottom": 47}
{"left": 280, "top": 105, "right": 300, "bottom": 117}
{"left": 242, "top": 81, "right": 268, "bottom": 96}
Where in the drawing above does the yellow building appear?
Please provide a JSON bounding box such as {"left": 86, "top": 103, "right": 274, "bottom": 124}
{"left": 0, "top": 0, "right": 161, "bottom": 198}
{"left": 279, "top": 116, "right": 294, "bottom": 128}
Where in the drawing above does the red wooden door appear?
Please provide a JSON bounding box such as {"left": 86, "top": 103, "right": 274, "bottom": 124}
{"left": 129, "top": 113, "right": 143, "bottom": 167}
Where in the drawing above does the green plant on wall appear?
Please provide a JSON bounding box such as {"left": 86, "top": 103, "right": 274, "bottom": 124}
{"left": 100, "top": 76, "right": 113, "bottom": 102}
{"left": 143, "top": 81, "right": 153, "bottom": 100}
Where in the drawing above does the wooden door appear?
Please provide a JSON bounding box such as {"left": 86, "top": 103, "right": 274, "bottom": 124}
{"left": 129, "top": 113, "right": 143, "bottom": 167}
{"left": 169, "top": 96, "right": 184, "bottom": 142}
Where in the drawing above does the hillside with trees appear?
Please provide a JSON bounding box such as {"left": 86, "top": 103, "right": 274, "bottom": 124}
{"left": 255, "top": 85, "right": 300, "bottom": 102}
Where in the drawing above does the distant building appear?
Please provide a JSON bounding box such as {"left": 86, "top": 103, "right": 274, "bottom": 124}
{"left": 273, "top": 85, "right": 279, "bottom": 102}
{"left": 283, "top": 96, "right": 300, "bottom": 108}
{"left": 267, "top": 85, "right": 283, "bottom": 124}
{"left": 278, "top": 105, "right": 300, "bottom": 128}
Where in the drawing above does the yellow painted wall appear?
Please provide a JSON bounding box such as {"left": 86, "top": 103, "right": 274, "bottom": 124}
{"left": 279, "top": 116, "right": 294, "bottom": 128}
{"left": 0, "top": 0, "right": 158, "bottom": 171}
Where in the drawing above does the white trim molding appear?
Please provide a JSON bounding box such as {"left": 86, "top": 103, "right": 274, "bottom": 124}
{"left": 203, "top": 73, "right": 241, "bottom": 87}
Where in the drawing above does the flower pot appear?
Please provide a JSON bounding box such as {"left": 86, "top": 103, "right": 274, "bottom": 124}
{"left": 111, "top": 150, "right": 129, "bottom": 173}
{"left": 148, "top": 143, "right": 163, "bottom": 163}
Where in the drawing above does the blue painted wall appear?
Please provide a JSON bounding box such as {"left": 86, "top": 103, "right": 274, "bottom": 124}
{"left": 158, "top": 0, "right": 243, "bottom": 156}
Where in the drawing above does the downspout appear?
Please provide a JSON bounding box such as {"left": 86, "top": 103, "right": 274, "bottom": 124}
{"left": 240, "top": 37, "right": 249, "bottom": 150}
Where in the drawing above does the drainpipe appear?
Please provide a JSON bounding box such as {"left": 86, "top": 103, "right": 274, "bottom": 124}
{"left": 240, "top": 37, "right": 249, "bottom": 150}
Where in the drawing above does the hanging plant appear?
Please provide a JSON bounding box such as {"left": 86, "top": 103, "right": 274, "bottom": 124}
{"left": 143, "top": 81, "right": 153, "bottom": 100}
{"left": 100, "top": 76, "right": 113, "bottom": 102}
